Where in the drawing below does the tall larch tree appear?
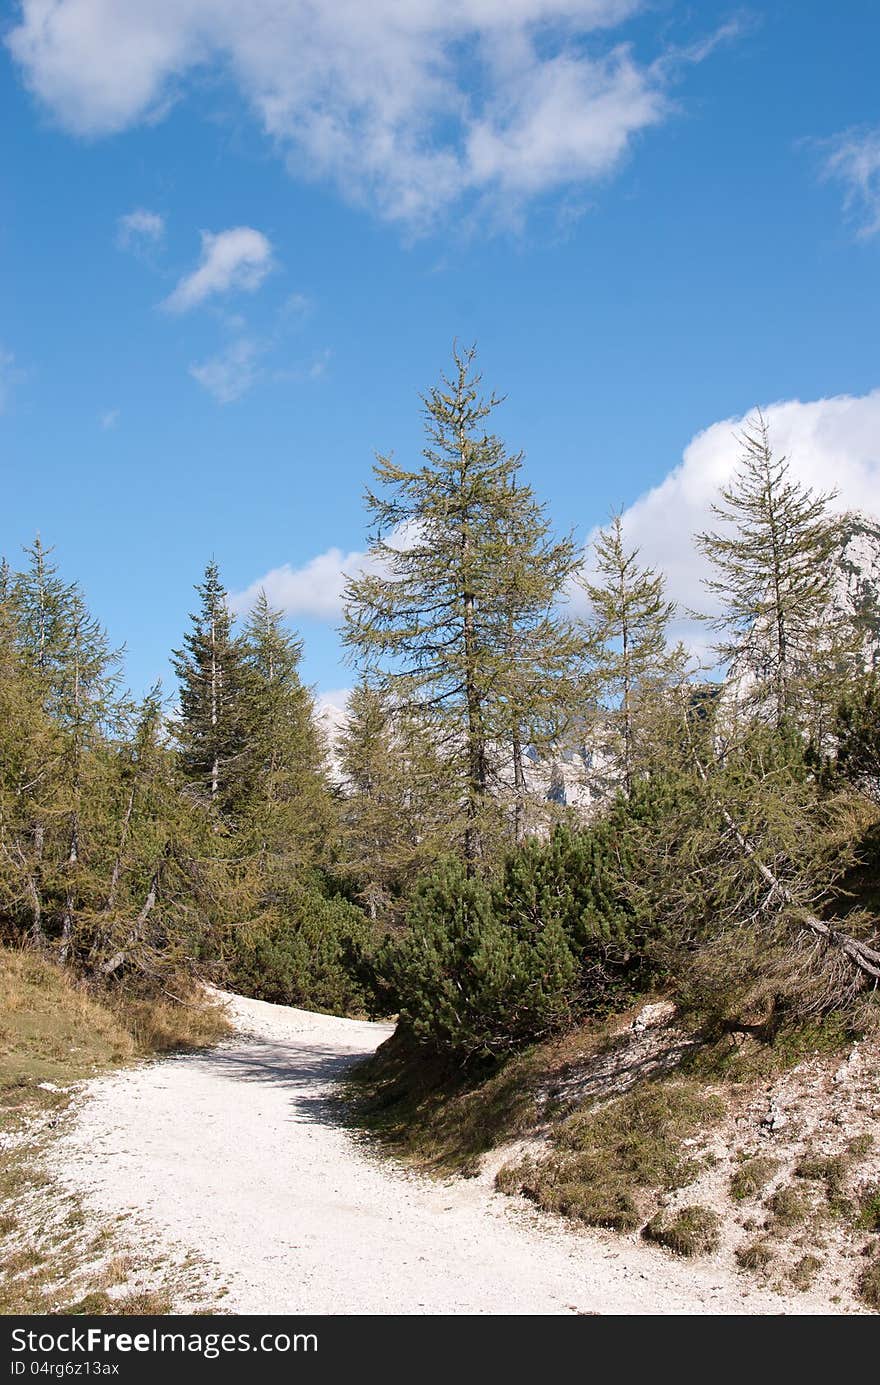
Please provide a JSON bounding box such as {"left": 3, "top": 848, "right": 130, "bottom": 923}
{"left": 579, "top": 513, "right": 681, "bottom": 795}
{"left": 696, "top": 412, "right": 841, "bottom": 731}
{"left": 343, "top": 345, "right": 581, "bottom": 867}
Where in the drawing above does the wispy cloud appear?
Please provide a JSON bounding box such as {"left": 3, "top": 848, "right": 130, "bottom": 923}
{"left": 163, "top": 228, "right": 274, "bottom": 313}
{"left": 0, "top": 346, "right": 21, "bottom": 413}
{"left": 190, "top": 337, "right": 263, "bottom": 404}
{"left": 820, "top": 127, "right": 880, "bottom": 238}
{"left": 99, "top": 408, "right": 120, "bottom": 429}
{"left": 117, "top": 207, "right": 165, "bottom": 250}
{"left": 307, "top": 347, "right": 332, "bottom": 381}
{"left": 6, "top": 2, "right": 733, "bottom": 230}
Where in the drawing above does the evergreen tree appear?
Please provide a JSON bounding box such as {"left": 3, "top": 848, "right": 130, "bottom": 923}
{"left": 696, "top": 413, "right": 842, "bottom": 730}
{"left": 4, "top": 540, "right": 123, "bottom": 958}
{"left": 238, "top": 590, "right": 333, "bottom": 865}
{"left": 492, "top": 478, "right": 584, "bottom": 840}
{"left": 337, "top": 679, "right": 455, "bottom": 917}
{"left": 579, "top": 512, "right": 682, "bottom": 794}
{"left": 343, "top": 345, "right": 581, "bottom": 866}
{"left": 172, "top": 561, "right": 248, "bottom": 816}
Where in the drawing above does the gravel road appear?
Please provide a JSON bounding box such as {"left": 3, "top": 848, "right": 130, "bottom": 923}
{"left": 56, "top": 991, "right": 824, "bottom": 1315}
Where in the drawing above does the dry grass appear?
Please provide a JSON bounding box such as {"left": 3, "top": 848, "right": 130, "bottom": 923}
{"left": 735, "top": 1240, "right": 775, "bottom": 1271}
{"left": 0, "top": 946, "right": 229, "bottom": 1114}
{"left": 729, "top": 1156, "right": 779, "bottom": 1202}
{"left": 643, "top": 1205, "right": 721, "bottom": 1257}
{"left": 497, "top": 1078, "right": 724, "bottom": 1233}
{"left": 0, "top": 945, "right": 229, "bottom": 1316}
{"left": 765, "top": 1184, "right": 811, "bottom": 1229}
{"left": 789, "top": 1254, "right": 822, "bottom": 1291}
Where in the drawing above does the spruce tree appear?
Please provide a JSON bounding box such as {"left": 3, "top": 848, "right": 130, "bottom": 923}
{"left": 696, "top": 413, "right": 841, "bottom": 730}
{"left": 579, "top": 512, "right": 681, "bottom": 794}
{"left": 238, "top": 590, "right": 333, "bottom": 865}
{"left": 172, "top": 561, "right": 248, "bottom": 815}
{"left": 343, "top": 345, "right": 581, "bottom": 866}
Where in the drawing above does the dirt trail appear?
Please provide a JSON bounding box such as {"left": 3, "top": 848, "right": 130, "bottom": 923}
{"left": 56, "top": 991, "right": 829, "bottom": 1315}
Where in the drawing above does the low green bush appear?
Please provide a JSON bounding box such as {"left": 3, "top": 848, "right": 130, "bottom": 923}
{"left": 226, "top": 880, "right": 385, "bottom": 1016}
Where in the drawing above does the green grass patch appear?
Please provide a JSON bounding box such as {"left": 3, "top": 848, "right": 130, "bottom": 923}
{"left": 855, "top": 1186, "right": 880, "bottom": 1233}
{"left": 765, "top": 1184, "right": 811, "bottom": 1229}
{"left": 729, "top": 1156, "right": 779, "bottom": 1202}
{"left": 643, "top": 1205, "right": 721, "bottom": 1257}
{"left": 499, "top": 1078, "right": 724, "bottom": 1232}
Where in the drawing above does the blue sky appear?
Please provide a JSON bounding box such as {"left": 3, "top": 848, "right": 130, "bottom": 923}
{"left": 2, "top": 1, "right": 880, "bottom": 707}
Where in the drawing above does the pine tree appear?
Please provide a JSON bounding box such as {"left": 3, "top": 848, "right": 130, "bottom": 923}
{"left": 172, "top": 561, "right": 249, "bottom": 816}
{"left": 343, "top": 345, "right": 581, "bottom": 866}
{"left": 580, "top": 512, "right": 682, "bottom": 794}
{"left": 696, "top": 413, "right": 842, "bottom": 730}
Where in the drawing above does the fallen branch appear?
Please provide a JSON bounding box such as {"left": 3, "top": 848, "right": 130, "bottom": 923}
{"left": 686, "top": 724, "right": 880, "bottom": 983}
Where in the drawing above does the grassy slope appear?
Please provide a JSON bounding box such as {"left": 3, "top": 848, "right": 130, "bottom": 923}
{"left": 0, "top": 947, "right": 230, "bottom": 1314}
{"left": 350, "top": 1002, "right": 880, "bottom": 1311}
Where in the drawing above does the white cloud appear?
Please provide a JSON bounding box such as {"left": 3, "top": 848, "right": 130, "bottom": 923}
{"left": 577, "top": 389, "right": 880, "bottom": 655}
{"left": 190, "top": 337, "right": 262, "bottom": 404}
{"left": 230, "top": 521, "right": 421, "bottom": 622}
{"left": 6, "top": 1, "right": 718, "bottom": 227}
{"left": 164, "top": 227, "right": 273, "bottom": 313}
{"left": 821, "top": 128, "right": 880, "bottom": 238}
{"left": 117, "top": 207, "right": 164, "bottom": 248}
{"left": 230, "top": 546, "right": 369, "bottom": 622}
{"left": 317, "top": 687, "right": 353, "bottom": 715}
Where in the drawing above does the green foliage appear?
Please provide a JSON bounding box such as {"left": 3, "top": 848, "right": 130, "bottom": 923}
{"left": 835, "top": 673, "right": 880, "bottom": 806}
{"left": 387, "top": 857, "right": 579, "bottom": 1058}
{"left": 225, "top": 879, "right": 385, "bottom": 1017}
{"left": 343, "top": 344, "right": 583, "bottom": 865}
{"left": 696, "top": 411, "right": 843, "bottom": 732}
{"left": 383, "top": 797, "right": 670, "bottom": 1059}
{"left": 578, "top": 512, "right": 683, "bottom": 794}
{"left": 336, "top": 680, "right": 456, "bottom": 920}
{"left": 171, "top": 560, "right": 250, "bottom": 814}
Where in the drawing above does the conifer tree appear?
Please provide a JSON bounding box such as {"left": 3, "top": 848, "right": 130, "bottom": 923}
{"left": 343, "top": 345, "right": 581, "bottom": 866}
{"left": 492, "top": 478, "right": 583, "bottom": 840}
{"left": 238, "top": 590, "right": 333, "bottom": 865}
{"left": 337, "top": 679, "right": 454, "bottom": 917}
{"left": 172, "top": 561, "right": 248, "bottom": 816}
{"left": 696, "top": 413, "right": 841, "bottom": 730}
{"left": 580, "top": 513, "right": 681, "bottom": 794}
{"left": 6, "top": 540, "right": 122, "bottom": 958}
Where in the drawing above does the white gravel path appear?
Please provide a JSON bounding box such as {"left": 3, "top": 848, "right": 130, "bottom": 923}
{"left": 56, "top": 991, "right": 825, "bottom": 1315}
